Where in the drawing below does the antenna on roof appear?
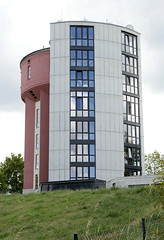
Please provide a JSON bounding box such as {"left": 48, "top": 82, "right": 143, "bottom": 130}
{"left": 106, "top": 19, "right": 108, "bottom": 23}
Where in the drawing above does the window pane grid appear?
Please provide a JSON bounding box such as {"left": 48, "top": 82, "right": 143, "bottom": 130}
{"left": 124, "top": 147, "right": 141, "bottom": 167}
{"left": 121, "top": 32, "right": 137, "bottom": 56}
{"left": 122, "top": 75, "right": 139, "bottom": 95}
{"left": 70, "top": 26, "right": 94, "bottom": 47}
{"left": 70, "top": 91, "right": 95, "bottom": 117}
{"left": 70, "top": 144, "right": 95, "bottom": 163}
{"left": 70, "top": 50, "right": 94, "bottom": 67}
{"left": 71, "top": 70, "right": 94, "bottom": 88}
{"left": 122, "top": 55, "right": 138, "bottom": 75}
{"left": 70, "top": 166, "right": 95, "bottom": 180}
{"left": 70, "top": 26, "right": 95, "bottom": 180}
{"left": 122, "top": 31, "right": 141, "bottom": 176}
{"left": 123, "top": 94, "right": 139, "bottom": 123}
{"left": 124, "top": 124, "right": 140, "bottom": 145}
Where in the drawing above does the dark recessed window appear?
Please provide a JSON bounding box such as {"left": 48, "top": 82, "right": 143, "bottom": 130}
{"left": 35, "top": 174, "right": 38, "bottom": 189}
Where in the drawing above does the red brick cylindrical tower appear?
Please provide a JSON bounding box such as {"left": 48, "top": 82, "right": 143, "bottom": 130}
{"left": 20, "top": 48, "right": 50, "bottom": 193}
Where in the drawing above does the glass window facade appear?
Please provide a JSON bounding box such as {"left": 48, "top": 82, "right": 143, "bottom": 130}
{"left": 70, "top": 26, "right": 94, "bottom": 47}
{"left": 122, "top": 31, "right": 141, "bottom": 176}
{"left": 70, "top": 26, "right": 95, "bottom": 180}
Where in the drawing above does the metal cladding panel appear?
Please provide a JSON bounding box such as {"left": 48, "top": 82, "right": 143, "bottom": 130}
{"left": 94, "top": 23, "right": 124, "bottom": 181}
{"left": 49, "top": 22, "right": 70, "bottom": 181}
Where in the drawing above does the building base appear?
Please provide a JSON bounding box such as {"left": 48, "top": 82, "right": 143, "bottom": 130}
{"left": 106, "top": 175, "right": 161, "bottom": 188}
{"left": 40, "top": 179, "right": 106, "bottom": 191}
{"left": 23, "top": 188, "right": 40, "bottom": 194}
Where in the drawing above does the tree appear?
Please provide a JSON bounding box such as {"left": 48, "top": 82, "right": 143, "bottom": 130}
{"left": 0, "top": 153, "right": 24, "bottom": 193}
{"left": 145, "top": 150, "right": 164, "bottom": 175}
{"left": 145, "top": 151, "right": 164, "bottom": 207}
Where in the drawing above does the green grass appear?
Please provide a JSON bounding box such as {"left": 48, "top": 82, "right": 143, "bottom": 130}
{"left": 0, "top": 186, "right": 163, "bottom": 240}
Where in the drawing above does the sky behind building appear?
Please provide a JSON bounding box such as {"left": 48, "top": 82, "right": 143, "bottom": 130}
{"left": 0, "top": 0, "right": 164, "bottom": 162}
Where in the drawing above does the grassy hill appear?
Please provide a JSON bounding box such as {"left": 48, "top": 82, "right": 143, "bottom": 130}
{"left": 0, "top": 186, "right": 163, "bottom": 240}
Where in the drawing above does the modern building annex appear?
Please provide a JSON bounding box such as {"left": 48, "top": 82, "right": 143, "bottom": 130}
{"left": 20, "top": 21, "right": 144, "bottom": 193}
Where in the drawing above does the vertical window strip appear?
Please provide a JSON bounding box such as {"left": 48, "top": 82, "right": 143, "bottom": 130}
{"left": 70, "top": 26, "right": 95, "bottom": 180}
{"left": 121, "top": 31, "right": 141, "bottom": 175}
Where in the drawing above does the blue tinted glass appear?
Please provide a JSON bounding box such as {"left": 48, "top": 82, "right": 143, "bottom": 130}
{"left": 89, "top": 40, "right": 94, "bottom": 46}
{"left": 71, "top": 167, "right": 76, "bottom": 177}
{"left": 83, "top": 28, "right": 87, "bottom": 39}
{"left": 90, "top": 144, "right": 95, "bottom": 155}
{"left": 89, "top": 111, "right": 94, "bottom": 117}
{"left": 89, "top": 71, "right": 94, "bottom": 80}
{"left": 71, "top": 71, "right": 76, "bottom": 79}
{"left": 89, "top": 122, "right": 94, "bottom": 133}
{"left": 89, "top": 51, "right": 94, "bottom": 59}
{"left": 83, "top": 60, "right": 88, "bottom": 66}
{"left": 71, "top": 81, "right": 76, "bottom": 87}
{"left": 83, "top": 81, "right": 88, "bottom": 87}
{"left": 71, "top": 40, "right": 75, "bottom": 46}
{"left": 77, "top": 71, "right": 82, "bottom": 79}
{"left": 77, "top": 27, "right": 81, "bottom": 38}
{"left": 77, "top": 80, "right": 82, "bottom": 87}
{"left": 71, "top": 60, "right": 76, "bottom": 66}
{"left": 71, "top": 50, "right": 75, "bottom": 59}
{"left": 77, "top": 40, "right": 82, "bottom": 46}
{"left": 89, "top": 98, "right": 94, "bottom": 110}
{"left": 90, "top": 134, "right": 95, "bottom": 140}
{"left": 77, "top": 51, "right": 82, "bottom": 59}
{"left": 89, "top": 81, "right": 94, "bottom": 87}
{"left": 83, "top": 51, "right": 87, "bottom": 59}
{"left": 89, "top": 27, "right": 93, "bottom": 39}
{"left": 71, "top": 27, "right": 75, "bottom": 39}
{"left": 83, "top": 71, "right": 87, "bottom": 79}
{"left": 89, "top": 60, "right": 94, "bottom": 67}
{"left": 77, "top": 98, "right": 82, "bottom": 110}
{"left": 90, "top": 156, "right": 95, "bottom": 162}
{"left": 83, "top": 40, "right": 87, "bottom": 46}
{"left": 77, "top": 60, "right": 82, "bottom": 66}
{"left": 89, "top": 92, "right": 94, "bottom": 97}
{"left": 90, "top": 167, "right": 95, "bottom": 178}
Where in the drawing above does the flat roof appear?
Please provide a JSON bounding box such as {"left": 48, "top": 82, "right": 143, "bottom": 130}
{"left": 50, "top": 20, "right": 140, "bottom": 35}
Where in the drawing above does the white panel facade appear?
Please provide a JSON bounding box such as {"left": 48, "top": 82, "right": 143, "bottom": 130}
{"left": 94, "top": 23, "right": 124, "bottom": 181}
{"left": 49, "top": 21, "right": 144, "bottom": 183}
{"left": 49, "top": 22, "right": 70, "bottom": 181}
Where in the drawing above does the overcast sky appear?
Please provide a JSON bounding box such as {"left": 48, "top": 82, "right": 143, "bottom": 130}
{"left": 0, "top": 0, "right": 164, "bottom": 162}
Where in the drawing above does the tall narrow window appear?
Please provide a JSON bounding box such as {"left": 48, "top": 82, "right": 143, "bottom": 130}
{"left": 36, "top": 134, "right": 39, "bottom": 149}
{"left": 35, "top": 154, "right": 39, "bottom": 169}
{"left": 70, "top": 26, "right": 95, "bottom": 180}
{"left": 122, "top": 31, "right": 141, "bottom": 176}
{"left": 35, "top": 174, "right": 38, "bottom": 189}
{"left": 36, "top": 109, "right": 40, "bottom": 128}
{"left": 28, "top": 66, "right": 31, "bottom": 79}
